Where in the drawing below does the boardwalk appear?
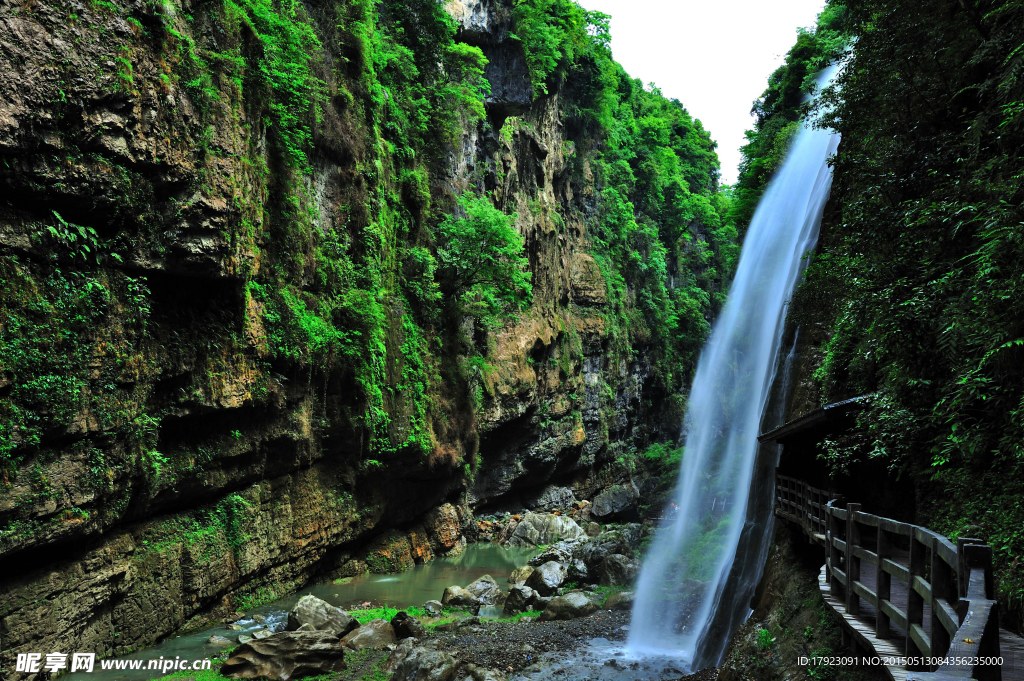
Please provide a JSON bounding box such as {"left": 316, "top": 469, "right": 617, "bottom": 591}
{"left": 774, "top": 474, "right": 1023, "bottom": 681}
{"left": 819, "top": 564, "right": 1024, "bottom": 681}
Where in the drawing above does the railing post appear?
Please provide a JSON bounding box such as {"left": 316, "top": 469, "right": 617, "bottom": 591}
{"left": 931, "top": 537, "right": 952, "bottom": 659}
{"left": 828, "top": 496, "right": 844, "bottom": 599}
{"left": 876, "top": 525, "right": 891, "bottom": 638}
{"left": 846, "top": 502, "right": 861, "bottom": 616}
{"left": 908, "top": 530, "right": 928, "bottom": 657}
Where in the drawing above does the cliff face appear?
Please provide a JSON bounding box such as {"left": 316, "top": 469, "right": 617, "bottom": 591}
{"left": 0, "top": 0, "right": 728, "bottom": 668}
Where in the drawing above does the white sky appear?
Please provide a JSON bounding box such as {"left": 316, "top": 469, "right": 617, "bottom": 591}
{"left": 577, "top": 0, "right": 826, "bottom": 184}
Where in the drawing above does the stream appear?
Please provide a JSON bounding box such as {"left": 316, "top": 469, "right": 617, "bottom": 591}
{"left": 68, "top": 544, "right": 537, "bottom": 681}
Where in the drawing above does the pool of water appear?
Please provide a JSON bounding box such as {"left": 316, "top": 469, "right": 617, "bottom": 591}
{"left": 68, "top": 543, "right": 537, "bottom": 681}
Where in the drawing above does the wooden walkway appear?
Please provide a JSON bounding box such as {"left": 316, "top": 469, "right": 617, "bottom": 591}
{"left": 775, "top": 474, "right": 1024, "bottom": 681}
{"left": 820, "top": 564, "right": 1024, "bottom": 681}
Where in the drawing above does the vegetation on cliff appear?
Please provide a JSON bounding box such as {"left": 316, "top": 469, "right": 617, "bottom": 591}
{"left": 0, "top": 0, "right": 737, "bottom": 661}
{"left": 749, "top": 0, "right": 1024, "bottom": 630}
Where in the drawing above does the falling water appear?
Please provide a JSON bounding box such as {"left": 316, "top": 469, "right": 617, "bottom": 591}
{"left": 628, "top": 66, "right": 841, "bottom": 669}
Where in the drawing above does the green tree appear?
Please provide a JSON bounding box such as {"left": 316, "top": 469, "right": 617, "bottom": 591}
{"left": 435, "top": 195, "right": 532, "bottom": 326}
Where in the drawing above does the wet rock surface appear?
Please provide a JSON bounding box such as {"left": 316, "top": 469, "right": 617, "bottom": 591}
{"left": 507, "top": 514, "right": 586, "bottom": 547}
{"left": 538, "top": 592, "right": 599, "bottom": 621}
{"left": 391, "top": 611, "right": 427, "bottom": 640}
{"left": 524, "top": 561, "right": 568, "bottom": 596}
{"left": 286, "top": 594, "right": 359, "bottom": 637}
{"left": 221, "top": 631, "right": 346, "bottom": 680}
{"left": 340, "top": 619, "right": 396, "bottom": 651}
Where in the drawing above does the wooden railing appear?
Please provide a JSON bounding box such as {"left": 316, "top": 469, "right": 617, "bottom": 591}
{"left": 775, "top": 474, "right": 1002, "bottom": 681}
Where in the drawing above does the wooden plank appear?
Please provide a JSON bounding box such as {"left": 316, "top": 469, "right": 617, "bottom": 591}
{"left": 935, "top": 597, "right": 960, "bottom": 638}
{"left": 912, "top": 575, "right": 932, "bottom": 601}
{"left": 855, "top": 511, "right": 882, "bottom": 527}
{"left": 853, "top": 580, "right": 879, "bottom": 607}
{"left": 883, "top": 558, "right": 910, "bottom": 582}
{"left": 854, "top": 545, "right": 879, "bottom": 566}
{"left": 880, "top": 598, "right": 909, "bottom": 631}
{"left": 910, "top": 623, "right": 931, "bottom": 657}
{"left": 832, "top": 535, "right": 848, "bottom": 553}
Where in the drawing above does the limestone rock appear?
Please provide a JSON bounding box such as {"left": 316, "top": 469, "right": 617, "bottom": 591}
{"left": 502, "top": 585, "right": 538, "bottom": 615}
{"left": 426, "top": 503, "right": 463, "bottom": 551}
{"left": 524, "top": 561, "right": 567, "bottom": 596}
{"left": 537, "top": 592, "right": 598, "bottom": 621}
{"left": 296, "top": 623, "right": 315, "bottom": 632}
{"left": 599, "top": 554, "right": 640, "bottom": 586}
{"left": 460, "top": 662, "right": 509, "bottom": 681}
{"left": 208, "top": 635, "right": 233, "bottom": 647}
{"left": 527, "top": 538, "right": 587, "bottom": 566}
{"left": 507, "top": 513, "right": 585, "bottom": 547}
{"left": 603, "top": 590, "right": 634, "bottom": 611}
{"left": 590, "top": 483, "right": 639, "bottom": 521}
{"left": 340, "top": 619, "right": 396, "bottom": 650}
{"left": 507, "top": 566, "right": 534, "bottom": 586}
{"left": 585, "top": 522, "right": 602, "bottom": 537}
{"left": 573, "top": 524, "right": 643, "bottom": 576}
{"left": 286, "top": 594, "right": 359, "bottom": 637}
{"left": 384, "top": 638, "right": 460, "bottom": 681}
{"left": 221, "top": 631, "right": 346, "bottom": 680}
{"left": 465, "top": 574, "right": 505, "bottom": 605}
{"left": 441, "top": 585, "right": 482, "bottom": 611}
{"left": 391, "top": 611, "right": 426, "bottom": 640}
{"left": 528, "top": 485, "right": 577, "bottom": 512}
{"left": 424, "top": 600, "right": 444, "bottom": 616}
{"left": 364, "top": 530, "right": 415, "bottom": 573}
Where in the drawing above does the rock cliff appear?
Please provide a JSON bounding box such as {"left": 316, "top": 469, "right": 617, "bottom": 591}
{"left": 0, "top": 0, "right": 730, "bottom": 669}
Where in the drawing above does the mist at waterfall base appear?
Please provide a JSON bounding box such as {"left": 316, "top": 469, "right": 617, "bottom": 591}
{"left": 626, "top": 68, "right": 841, "bottom": 669}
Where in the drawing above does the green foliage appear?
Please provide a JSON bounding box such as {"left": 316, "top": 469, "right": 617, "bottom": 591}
{"left": 785, "top": 0, "right": 1024, "bottom": 629}
{"left": 510, "top": 0, "right": 610, "bottom": 98}
{"left": 729, "top": 6, "right": 851, "bottom": 234}
{"left": 756, "top": 626, "right": 776, "bottom": 651}
{"left": 351, "top": 604, "right": 399, "bottom": 624}
{"left": 436, "top": 194, "right": 532, "bottom": 326}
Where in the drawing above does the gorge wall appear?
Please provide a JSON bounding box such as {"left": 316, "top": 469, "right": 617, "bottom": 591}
{"left": 0, "top": 0, "right": 735, "bottom": 669}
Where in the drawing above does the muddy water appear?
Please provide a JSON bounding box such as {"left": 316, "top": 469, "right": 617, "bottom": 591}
{"left": 67, "top": 543, "right": 537, "bottom": 681}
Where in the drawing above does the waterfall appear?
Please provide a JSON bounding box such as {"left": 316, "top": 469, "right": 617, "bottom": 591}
{"left": 627, "top": 66, "right": 840, "bottom": 669}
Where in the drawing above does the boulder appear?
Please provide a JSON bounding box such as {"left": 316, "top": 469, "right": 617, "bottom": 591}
{"left": 340, "top": 619, "right": 396, "bottom": 650}
{"left": 460, "top": 663, "right": 509, "bottom": 681}
{"left": 506, "top": 514, "right": 585, "bottom": 547}
{"left": 567, "top": 558, "right": 589, "bottom": 581}
{"left": 599, "top": 554, "right": 639, "bottom": 587}
{"left": 208, "top": 635, "right": 233, "bottom": 647}
{"left": 590, "top": 483, "right": 639, "bottom": 521}
{"left": 526, "top": 538, "right": 587, "bottom": 566}
{"left": 496, "top": 518, "right": 519, "bottom": 544}
{"left": 585, "top": 522, "right": 602, "bottom": 537}
{"left": 425, "top": 503, "right": 463, "bottom": 551}
{"left": 524, "top": 561, "right": 567, "bottom": 596}
{"left": 384, "top": 638, "right": 460, "bottom": 681}
{"left": 441, "top": 585, "right": 482, "bottom": 612}
{"left": 391, "top": 611, "right": 426, "bottom": 640}
{"left": 296, "top": 623, "right": 315, "bottom": 632}
{"left": 502, "top": 585, "right": 538, "bottom": 615}
{"left": 423, "top": 600, "right": 444, "bottom": 616}
{"left": 573, "top": 524, "right": 643, "bottom": 575}
{"left": 603, "top": 590, "right": 634, "bottom": 611}
{"left": 221, "top": 631, "right": 346, "bottom": 680}
{"left": 465, "top": 575, "right": 505, "bottom": 605}
{"left": 528, "top": 485, "right": 577, "bottom": 512}
{"left": 507, "top": 566, "right": 534, "bottom": 586}
{"left": 537, "top": 592, "right": 598, "bottom": 621}
{"left": 533, "top": 595, "right": 552, "bottom": 610}
{"left": 286, "top": 594, "right": 359, "bottom": 637}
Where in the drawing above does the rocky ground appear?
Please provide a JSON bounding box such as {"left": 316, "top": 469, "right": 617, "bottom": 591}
{"left": 430, "top": 609, "right": 631, "bottom": 673}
